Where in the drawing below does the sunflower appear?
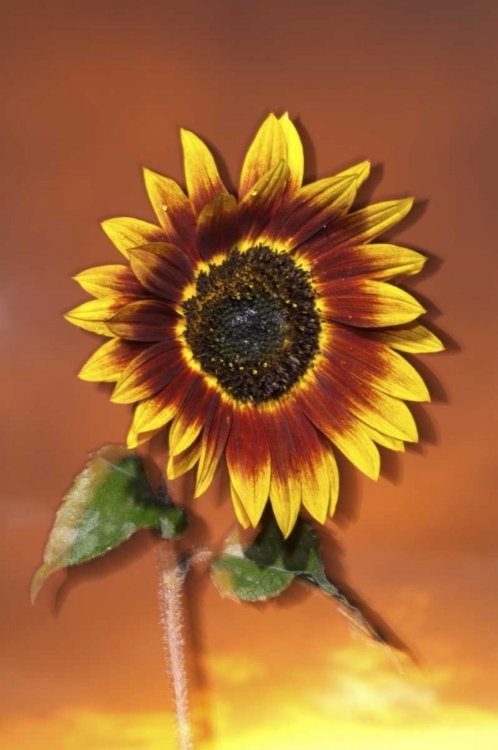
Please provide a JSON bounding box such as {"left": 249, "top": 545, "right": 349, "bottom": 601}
{"left": 66, "top": 113, "right": 443, "bottom": 537}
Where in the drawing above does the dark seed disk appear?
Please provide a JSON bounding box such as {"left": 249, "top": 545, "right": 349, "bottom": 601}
{"left": 182, "top": 246, "right": 321, "bottom": 403}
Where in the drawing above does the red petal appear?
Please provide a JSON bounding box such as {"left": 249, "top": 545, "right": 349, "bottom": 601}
{"left": 196, "top": 194, "right": 239, "bottom": 262}
{"left": 195, "top": 394, "right": 232, "bottom": 498}
{"left": 107, "top": 300, "right": 179, "bottom": 341}
{"left": 111, "top": 340, "right": 186, "bottom": 404}
{"left": 128, "top": 243, "right": 193, "bottom": 302}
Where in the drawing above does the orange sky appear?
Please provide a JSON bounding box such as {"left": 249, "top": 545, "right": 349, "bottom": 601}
{"left": 2, "top": 1, "right": 498, "bottom": 748}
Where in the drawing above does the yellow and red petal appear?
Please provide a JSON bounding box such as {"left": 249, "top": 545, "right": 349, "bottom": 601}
{"left": 143, "top": 168, "right": 197, "bottom": 255}
{"left": 264, "top": 162, "right": 370, "bottom": 251}
{"left": 129, "top": 368, "right": 202, "bottom": 438}
{"left": 237, "top": 160, "right": 290, "bottom": 250}
{"left": 73, "top": 265, "right": 144, "bottom": 299}
{"left": 195, "top": 395, "right": 232, "bottom": 498}
{"left": 225, "top": 407, "right": 271, "bottom": 528}
{"left": 314, "top": 244, "right": 426, "bottom": 283}
{"left": 239, "top": 113, "right": 287, "bottom": 199}
{"left": 318, "top": 357, "right": 418, "bottom": 442}
{"left": 181, "top": 129, "right": 228, "bottom": 215}
{"left": 167, "top": 437, "right": 202, "bottom": 480}
{"left": 101, "top": 217, "right": 168, "bottom": 259}
{"left": 296, "top": 198, "right": 414, "bottom": 265}
{"left": 196, "top": 194, "right": 239, "bottom": 262}
{"left": 78, "top": 338, "right": 146, "bottom": 382}
{"left": 279, "top": 113, "right": 304, "bottom": 197}
{"left": 322, "top": 325, "right": 429, "bottom": 402}
{"left": 107, "top": 299, "right": 179, "bottom": 341}
{"left": 260, "top": 405, "right": 303, "bottom": 537}
{"left": 111, "top": 340, "right": 186, "bottom": 404}
{"left": 283, "top": 406, "right": 333, "bottom": 525}
{"left": 374, "top": 323, "right": 444, "bottom": 354}
{"left": 64, "top": 298, "right": 131, "bottom": 336}
{"left": 318, "top": 278, "right": 425, "bottom": 327}
{"left": 295, "top": 378, "right": 380, "bottom": 480}
{"left": 128, "top": 243, "right": 193, "bottom": 303}
{"left": 169, "top": 378, "right": 215, "bottom": 457}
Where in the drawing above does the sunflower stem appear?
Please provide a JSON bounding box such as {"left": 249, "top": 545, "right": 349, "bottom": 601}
{"left": 156, "top": 541, "right": 194, "bottom": 750}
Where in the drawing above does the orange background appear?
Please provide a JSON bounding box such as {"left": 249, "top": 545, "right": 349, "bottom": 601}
{"left": 2, "top": 1, "right": 497, "bottom": 748}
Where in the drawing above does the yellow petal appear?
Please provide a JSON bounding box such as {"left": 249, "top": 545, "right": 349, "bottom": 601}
{"left": 377, "top": 324, "right": 445, "bottom": 353}
{"left": 333, "top": 423, "right": 381, "bottom": 480}
{"left": 361, "top": 423, "right": 405, "bottom": 452}
{"left": 127, "top": 425, "right": 165, "bottom": 449}
{"left": 167, "top": 440, "right": 202, "bottom": 480}
{"left": 279, "top": 112, "right": 304, "bottom": 196}
{"left": 334, "top": 160, "right": 371, "bottom": 187}
{"left": 64, "top": 298, "right": 127, "bottom": 336}
{"left": 335, "top": 198, "right": 414, "bottom": 248}
{"left": 230, "top": 482, "right": 251, "bottom": 529}
{"left": 101, "top": 217, "right": 166, "bottom": 259}
{"left": 351, "top": 390, "right": 418, "bottom": 443}
{"left": 127, "top": 399, "right": 176, "bottom": 445}
{"left": 269, "top": 475, "right": 301, "bottom": 539}
{"left": 325, "top": 446, "right": 340, "bottom": 517}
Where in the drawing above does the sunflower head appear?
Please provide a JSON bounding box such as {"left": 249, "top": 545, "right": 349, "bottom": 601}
{"left": 66, "top": 113, "right": 443, "bottom": 537}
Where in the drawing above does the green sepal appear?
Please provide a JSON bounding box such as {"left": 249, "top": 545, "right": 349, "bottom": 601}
{"left": 31, "top": 445, "right": 187, "bottom": 602}
{"left": 210, "top": 515, "right": 390, "bottom": 647}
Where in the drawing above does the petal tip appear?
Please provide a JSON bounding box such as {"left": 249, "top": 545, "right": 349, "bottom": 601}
{"left": 357, "top": 160, "right": 371, "bottom": 181}
{"left": 402, "top": 196, "right": 415, "bottom": 213}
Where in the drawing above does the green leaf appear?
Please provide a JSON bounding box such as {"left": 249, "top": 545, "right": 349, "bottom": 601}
{"left": 210, "top": 515, "right": 391, "bottom": 648}
{"left": 210, "top": 516, "right": 339, "bottom": 602}
{"left": 31, "top": 445, "right": 187, "bottom": 602}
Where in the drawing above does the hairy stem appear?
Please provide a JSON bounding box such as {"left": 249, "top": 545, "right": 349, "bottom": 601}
{"left": 157, "top": 542, "right": 194, "bottom": 750}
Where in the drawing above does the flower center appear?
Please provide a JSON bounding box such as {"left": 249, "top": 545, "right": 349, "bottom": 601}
{"left": 182, "top": 246, "right": 321, "bottom": 403}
